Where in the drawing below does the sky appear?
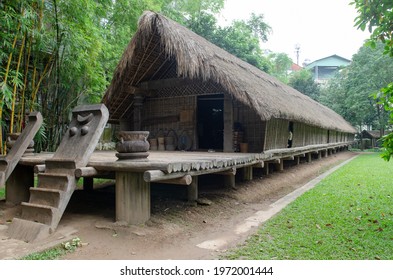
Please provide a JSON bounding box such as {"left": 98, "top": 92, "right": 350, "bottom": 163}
{"left": 218, "top": 0, "right": 371, "bottom": 64}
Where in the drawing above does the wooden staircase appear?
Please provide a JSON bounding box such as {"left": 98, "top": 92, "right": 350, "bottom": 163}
{"left": 10, "top": 171, "right": 76, "bottom": 241}
{"left": 8, "top": 104, "right": 109, "bottom": 242}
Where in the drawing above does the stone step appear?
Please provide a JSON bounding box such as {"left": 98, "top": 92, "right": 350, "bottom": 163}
{"left": 20, "top": 202, "right": 56, "bottom": 226}
{"left": 7, "top": 218, "right": 51, "bottom": 243}
{"left": 29, "top": 187, "right": 62, "bottom": 208}
{"left": 37, "top": 173, "right": 70, "bottom": 191}
{"left": 45, "top": 159, "right": 77, "bottom": 171}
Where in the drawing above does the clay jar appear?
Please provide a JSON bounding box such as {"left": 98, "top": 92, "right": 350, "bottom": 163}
{"left": 116, "top": 131, "right": 150, "bottom": 154}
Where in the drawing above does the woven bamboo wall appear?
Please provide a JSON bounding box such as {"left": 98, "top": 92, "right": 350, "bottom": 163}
{"left": 142, "top": 95, "right": 196, "bottom": 147}
{"left": 140, "top": 80, "right": 225, "bottom": 149}
{"left": 264, "top": 118, "right": 289, "bottom": 150}
{"left": 330, "top": 130, "right": 338, "bottom": 143}
{"left": 137, "top": 77, "right": 354, "bottom": 152}
{"left": 293, "top": 122, "right": 305, "bottom": 147}
{"left": 234, "top": 101, "right": 266, "bottom": 152}
{"left": 262, "top": 121, "right": 351, "bottom": 151}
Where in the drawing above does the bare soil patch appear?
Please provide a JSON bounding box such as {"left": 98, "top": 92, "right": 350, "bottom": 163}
{"left": 0, "top": 151, "right": 356, "bottom": 260}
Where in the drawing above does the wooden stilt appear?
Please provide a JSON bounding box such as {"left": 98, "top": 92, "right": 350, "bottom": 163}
{"left": 5, "top": 164, "right": 33, "bottom": 205}
{"left": 187, "top": 176, "right": 198, "bottom": 201}
{"left": 224, "top": 174, "right": 236, "bottom": 189}
{"left": 274, "top": 159, "right": 284, "bottom": 172}
{"left": 116, "top": 171, "right": 150, "bottom": 225}
{"left": 243, "top": 166, "right": 253, "bottom": 181}
{"left": 306, "top": 153, "right": 312, "bottom": 163}
{"left": 83, "top": 177, "right": 94, "bottom": 192}
{"left": 263, "top": 162, "right": 270, "bottom": 175}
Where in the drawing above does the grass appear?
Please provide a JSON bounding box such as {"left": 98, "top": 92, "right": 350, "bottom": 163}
{"left": 225, "top": 153, "right": 393, "bottom": 260}
{"left": 0, "top": 187, "right": 4, "bottom": 200}
{"left": 21, "top": 238, "right": 82, "bottom": 260}
{"left": 21, "top": 246, "right": 67, "bottom": 260}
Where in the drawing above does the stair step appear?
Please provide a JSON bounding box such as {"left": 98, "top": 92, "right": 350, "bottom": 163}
{"left": 29, "top": 187, "right": 62, "bottom": 207}
{"left": 8, "top": 218, "right": 51, "bottom": 242}
{"left": 21, "top": 202, "right": 56, "bottom": 226}
{"left": 45, "top": 159, "right": 76, "bottom": 171}
{"left": 37, "top": 173, "right": 70, "bottom": 191}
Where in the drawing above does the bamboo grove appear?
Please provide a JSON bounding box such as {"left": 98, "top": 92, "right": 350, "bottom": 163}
{"left": 0, "top": 0, "right": 229, "bottom": 154}
{"left": 1, "top": 0, "right": 106, "bottom": 153}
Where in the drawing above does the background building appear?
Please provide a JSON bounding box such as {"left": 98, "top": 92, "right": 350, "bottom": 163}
{"left": 305, "top": 54, "right": 351, "bottom": 84}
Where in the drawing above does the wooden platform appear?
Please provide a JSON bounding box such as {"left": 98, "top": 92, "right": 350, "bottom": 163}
{"left": 6, "top": 142, "right": 351, "bottom": 226}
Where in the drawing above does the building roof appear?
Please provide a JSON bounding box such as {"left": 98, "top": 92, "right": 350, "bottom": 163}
{"left": 305, "top": 54, "right": 351, "bottom": 69}
{"left": 103, "top": 11, "right": 356, "bottom": 134}
{"left": 290, "top": 63, "right": 303, "bottom": 71}
{"left": 361, "top": 130, "right": 390, "bottom": 139}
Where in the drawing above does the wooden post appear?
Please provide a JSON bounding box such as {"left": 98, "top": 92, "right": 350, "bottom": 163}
{"left": 5, "top": 164, "right": 34, "bottom": 205}
{"left": 133, "top": 95, "right": 143, "bottom": 131}
{"left": 263, "top": 162, "right": 270, "bottom": 175}
{"left": 187, "top": 176, "right": 198, "bottom": 201}
{"left": 224, "top": 174, "right": 236, "bottom": 189}
{"left": 274, "top": 159, "right": 284, "bottom": 172}
{"left": 119, "top": 119, "right": 132, "bottom": 131}
{"left": 243, "top": 166, "right": 253, "bottom": 181}
{"left": 295, "top": 156, "right": 300, "bottom": 165}
{"left": 116, "top": 171, "right": 150, "bottom": 225}
{"left": 306, "top": 153, "right": 312, "bottom": 163}
{"left": 83, "top": 177, "right": 94, "bottom": 192}
{"left": 223, "top": 95, "right": 233, "bottom": 152}
{"left": 156, "top": 175, "right": 192, "bottom": 185}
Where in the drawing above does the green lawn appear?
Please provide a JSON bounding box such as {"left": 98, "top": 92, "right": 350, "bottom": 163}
{"left": 225, "top": 153, "right": 393, "bottom": 260}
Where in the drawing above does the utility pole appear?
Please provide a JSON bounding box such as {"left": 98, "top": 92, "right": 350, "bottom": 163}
{"left": 294, "top": 43, "right": 301, "bottom": 65}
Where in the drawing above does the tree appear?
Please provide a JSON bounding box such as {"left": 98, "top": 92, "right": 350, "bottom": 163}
{"left": 267, "top": 52, "right": 292, "bottom": 83}
{"left": 0, "top": 0, "right": 49, "bottom": 153}
{"left": 319, "top": 42, "right": 392, "bottom": 136}
{"left": 288, "top": 69, "right": 320, "bottom": 100}
{"left": 181, "top": 11, "right": 272, "bottom": 72}
{"left": 0, "top": 0, "right": 160, "bottom": 153}
{"left": 352, "top": 0, "right": 393, "bottom": 160}
{"left": 352, "top": 0, "right": 393, "bottom": 56}
{"left": 161, "top": 0, "right": 224, "bottom": 23}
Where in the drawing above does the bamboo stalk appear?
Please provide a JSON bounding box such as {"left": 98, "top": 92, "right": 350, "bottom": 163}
{"left": 10, "top": 34, "right": 26, "bottom": 134}
{"left": 17, "top": 34, "right": 33, "bottom": 132}
{"left": 0, "top": 21, "right": 22, "bottom": 154}
{"left": 29, "top": 54, "right": 53, "bottom": 111}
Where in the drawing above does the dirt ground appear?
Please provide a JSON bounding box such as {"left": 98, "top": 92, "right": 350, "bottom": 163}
{"left": 0, "top": 151, "right": 356, "bottom": 260}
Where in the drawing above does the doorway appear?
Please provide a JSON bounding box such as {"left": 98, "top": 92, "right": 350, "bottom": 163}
{"left": 288, "top": 121, "right": 294, "bottom": 148}
{"left": 197, "top": 94, "right": 224, "bottom": 150}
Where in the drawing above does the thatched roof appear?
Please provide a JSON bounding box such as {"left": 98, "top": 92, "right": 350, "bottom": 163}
{"left": 362, "top": 130, "right": 381, "bottom": 139}
{"left": 103, "top": 11, "right": 356, "bottom": 133}
{"left": 361, "top": 130, "right": 391, "bottom": 139}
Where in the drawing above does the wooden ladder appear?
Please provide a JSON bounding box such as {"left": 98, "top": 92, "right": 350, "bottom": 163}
{"left": 8, "top": 104, "right": 109, "bottom": 242}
